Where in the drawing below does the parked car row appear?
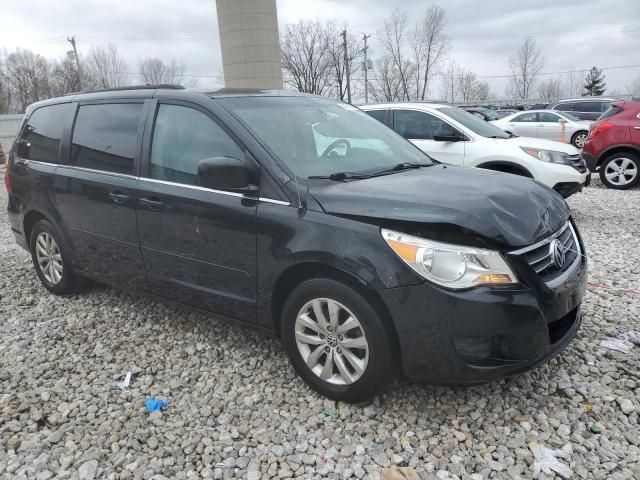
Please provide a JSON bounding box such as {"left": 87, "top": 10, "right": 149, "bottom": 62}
{"left": 490, "top": 110, "right": 591, "bottom": 148}
{"left": 5, "top": 86, "right": 588, "bottom": 401}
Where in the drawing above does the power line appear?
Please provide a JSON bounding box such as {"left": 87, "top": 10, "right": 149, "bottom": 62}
{"left": 25, "top": 27, "right": 640, "bottom": 44}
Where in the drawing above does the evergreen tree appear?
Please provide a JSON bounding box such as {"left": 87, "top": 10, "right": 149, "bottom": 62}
{"left": 583, "top": 66, "right": 606, "bottom": 96}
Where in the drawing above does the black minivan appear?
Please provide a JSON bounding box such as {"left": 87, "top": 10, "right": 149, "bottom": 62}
{"left": 5, "top": 86, "right": 587, "bottom": 402}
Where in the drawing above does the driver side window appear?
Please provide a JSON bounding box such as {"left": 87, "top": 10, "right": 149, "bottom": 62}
{"left": 150, "top": 104, "right": 243, "bottom": 186}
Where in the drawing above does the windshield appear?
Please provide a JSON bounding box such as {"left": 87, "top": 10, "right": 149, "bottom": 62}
{"left": 437, "top": 107, "right": 510, "bottom": 138}
{"left": 218, "top": 96, "right": 432, "bottom": 178}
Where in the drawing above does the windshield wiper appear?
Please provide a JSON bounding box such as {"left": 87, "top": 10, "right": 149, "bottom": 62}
{"left": 308, "top": 172, "right": 373, "bottom": 181}
{"left": 370, "top": 162, "right": 431, "bottom": 177}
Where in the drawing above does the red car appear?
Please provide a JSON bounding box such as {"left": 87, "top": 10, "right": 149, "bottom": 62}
{"left": 582, "top": 100, "right": 640, "bottom": 189}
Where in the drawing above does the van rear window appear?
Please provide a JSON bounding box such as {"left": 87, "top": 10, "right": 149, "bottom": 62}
{"left": 19, "top": 103, "right": 73, "bottom": 163}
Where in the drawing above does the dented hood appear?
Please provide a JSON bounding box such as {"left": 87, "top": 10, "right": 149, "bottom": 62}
{"left": 309, "top": 165, "right": 569, "bottom": 249}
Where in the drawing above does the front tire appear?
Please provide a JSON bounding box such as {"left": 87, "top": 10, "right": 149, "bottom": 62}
{"left": 281, "top": 278, "right": 395, "bottom": 402}
{"left": 571, "top": 131, "right": 588, "bottom": 149}
{"left": 30, "top": 219, "right": 86, "bottom": 294}
{"left": 599, "top": 152, "right": 640, "bottom": 190}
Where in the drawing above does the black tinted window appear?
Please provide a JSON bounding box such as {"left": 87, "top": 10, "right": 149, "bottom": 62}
{"left": 365, "top": 109, "right": 389, "bottom": 126}
{"left": 71, "top": 103, "right": 143, "bottom": 175}
{"left": 150, "top": 104, "right": 243, "bottom": 186}
{"left": 20, "top": 103, "right": 73, "bottom": 163}
{"left": 574, "top": 101, "right": 603, "bottom": 113}
{"left": 394, "top": 110, "right": 435, "bottom": 139}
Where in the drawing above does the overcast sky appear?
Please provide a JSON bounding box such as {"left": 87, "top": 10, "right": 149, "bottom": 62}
{"left": 1, "top": 0, "right": 639, "bottom": 98}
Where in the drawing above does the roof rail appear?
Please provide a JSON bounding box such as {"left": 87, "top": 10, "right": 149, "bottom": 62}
{"left": 64, "top": 84, "right": 186, "bottom": 96}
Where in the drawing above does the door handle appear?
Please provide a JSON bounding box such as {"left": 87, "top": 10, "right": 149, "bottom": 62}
{"left": 14, "top": 159, "right": 29, "bottom": 168}
{"left": 634, "top": 126, "right": 640, "bottom": 130}
{"left": 109, "top": 191, "right": 130, "bottom": 204}
{"left": 139, "top": 197, "right": 165, "bottom": 210}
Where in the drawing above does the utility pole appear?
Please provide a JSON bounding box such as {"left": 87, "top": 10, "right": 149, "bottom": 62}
{"left": 67, "top": 36, "right": 83, "bottom": 90}
{"left": 341, "top": 30, "right": 351, "bottom": 104}
{"left": 362, "top": 33, "right": 371, "bottom": 104}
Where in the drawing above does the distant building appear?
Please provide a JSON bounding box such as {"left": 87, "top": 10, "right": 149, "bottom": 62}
{"left": 215, "top": 0, "right": 283, "bottom": 89}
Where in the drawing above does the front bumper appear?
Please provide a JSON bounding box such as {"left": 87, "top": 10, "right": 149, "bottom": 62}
{"left": 581, "top": 151, "right": 598, "bottom": 172}
{"left": 553, "top": 173, "right": 591, "bottom": 198}
{"left": 379, "top": 250, "right": 587, "bottom": 385}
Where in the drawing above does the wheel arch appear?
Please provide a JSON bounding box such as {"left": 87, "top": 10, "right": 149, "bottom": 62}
{"left": 475, "top": 160, "right": 534, "bottom": 178}
{"left": 23, "top": 210, "right": 50, "bottom": 248}
{"left": 597, "top": 145, "right": 640, "bottom": 168}
{"left": 270, "top": 262, "right": 403, "bottom": 371}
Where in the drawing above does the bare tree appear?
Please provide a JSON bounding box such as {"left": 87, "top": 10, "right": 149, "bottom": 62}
{"left": 410, "top": 5, "right": 449, "bottom": 100}
{"left": 49, "top": 55, "right": 82, "bottom": 96}
{"left": 563, "top": 67, "right": 584, "bottom": 97}
{"left": 475, "top": 80, "right": 490, "bottom": 101}
{"left": 439, "top": 61, "right": 460, "bottom": 103}
{"left": 324, "top": 23, "right": 361, "bottom": 101}
{"left": 378, "top": 8, "right": 413, "bottom": 100}
{"left": 138, "top": 57, "right": 186, "bottom": 85}
{"left": 506, "top": 37, "right": 545, "bottom": 100}
{"left": 281, "top": 20, "right": 333, "bottom": 95}
{"left": 369, "top": 55, "right": 410, "bottom": 102}
{"left": 5, "top": 49, "right": 53, "bottom": 112}
{"left": 537, "top": 78, "right": 562, "bottom": 102}
{"left": 85, "top": 44, "right": 131, "bottom": 89}
{"left": 628, "top": 76, "right": 640, "bottom": 97}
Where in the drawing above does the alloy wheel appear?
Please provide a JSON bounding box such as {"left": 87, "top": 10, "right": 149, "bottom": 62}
{"left": 294, "top": 298, "right": 369, "bottom": 385}
{"left": 35, "top": 232, "right": 63, "bottom": 284}
{"left": 604, "top": 157, "right": 638, "bottom": 186}
{"left": 573, "top": 133, "right": 587, "bottom": 149}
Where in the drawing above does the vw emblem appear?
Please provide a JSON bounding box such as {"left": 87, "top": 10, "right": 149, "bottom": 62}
{"left": 549, "top": 239, "right": 566, "bottom": 268}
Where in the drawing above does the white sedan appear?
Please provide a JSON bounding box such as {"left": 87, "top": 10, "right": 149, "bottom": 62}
{"left": 491, "top": 110, "right": 592, "bottom": 148}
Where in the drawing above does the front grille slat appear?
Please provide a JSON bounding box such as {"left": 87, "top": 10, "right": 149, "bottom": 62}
{"left": 513, "top": 221, "right": 582, "bottom": 286}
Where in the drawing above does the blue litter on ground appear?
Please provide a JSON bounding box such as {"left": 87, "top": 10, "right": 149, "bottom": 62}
{"left": 145, "top": 397, "right": 167, "bottom": 412}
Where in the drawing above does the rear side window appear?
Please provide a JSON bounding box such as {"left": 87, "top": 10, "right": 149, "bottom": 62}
{"left": 600, "top": 106, "right": 623, "bottom": 119}
{"left": 20, "top": 103, "right": 73, "bottom": 163}
{"left": 150, "top": 104, "right": 243, "bottom": 187}
{"left": 71, "top": 103, "right": 143, "bottom": 175}
{"left": 553, "top": 102, "right": 576, "bottom": 111}
{"left": 365, "top": 109, "right": 390, "bottom": 127}
{"left": 574, "top": 102, "right": 602, "bottom": 113}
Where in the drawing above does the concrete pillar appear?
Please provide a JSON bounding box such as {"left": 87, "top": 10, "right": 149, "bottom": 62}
{"left": 215, "top": 0, "right": 284, "bottom": 89}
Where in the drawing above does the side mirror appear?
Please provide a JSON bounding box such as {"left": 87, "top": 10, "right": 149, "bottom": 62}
{"left": 433, "top": 133, "right": 465, "bottom": 142}
{"left": 197, "top": 157, "right": 257, "bottom": 195}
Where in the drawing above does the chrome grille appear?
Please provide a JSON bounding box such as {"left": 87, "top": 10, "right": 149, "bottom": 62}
{"left": 565, "top": 154, "right": 587, "bottom": 173}
{"left": 512, "top": 222, "right": 582, "bottom": 287}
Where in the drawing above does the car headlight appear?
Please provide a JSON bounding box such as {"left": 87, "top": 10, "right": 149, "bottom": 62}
{"left": 381, "top": 229, "right": 518, "bottom": 289}
{"left": 521, "top": 147, "right": 568, "bottom": 164}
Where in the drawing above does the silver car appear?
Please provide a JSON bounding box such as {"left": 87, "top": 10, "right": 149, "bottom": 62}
{"left": 491, "top": 110, "right": 592, "bottom": 148}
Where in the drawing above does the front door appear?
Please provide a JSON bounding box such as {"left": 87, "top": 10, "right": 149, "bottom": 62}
{"left": 505, "top": 111, "right": 539, "bottom": 138}
{"left": 537, "top": 112, "right": 564, "bottom": 142}
{"left": 54, "top": 101, "right": 147, "bottom": 288}
{"left": 392, "top": 109, "right": 465, "bottom": 165}
{"left": 136, "top": 101, "right": 258, "bottom": 322}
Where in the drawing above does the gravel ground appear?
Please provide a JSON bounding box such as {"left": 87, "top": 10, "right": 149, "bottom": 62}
{"left": 0, "top": 175, "right": 639, "bottom": 480}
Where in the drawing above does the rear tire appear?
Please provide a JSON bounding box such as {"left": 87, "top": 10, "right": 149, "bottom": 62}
{"left": 571, "top": 131, "right": 588, "bottom": 149}
{"left": 280, "top": 278, "right": 395, "bottom": 402}
{"left": 599, "top": 152, "right": 640, "bottom": 190}
{"left": 29, "top": 219, "right": 86, "bottom": 295}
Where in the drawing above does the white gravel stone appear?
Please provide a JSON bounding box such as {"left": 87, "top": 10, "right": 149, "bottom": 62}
{"left": 1, "top": 177, "right": 639, "bottom": 479}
